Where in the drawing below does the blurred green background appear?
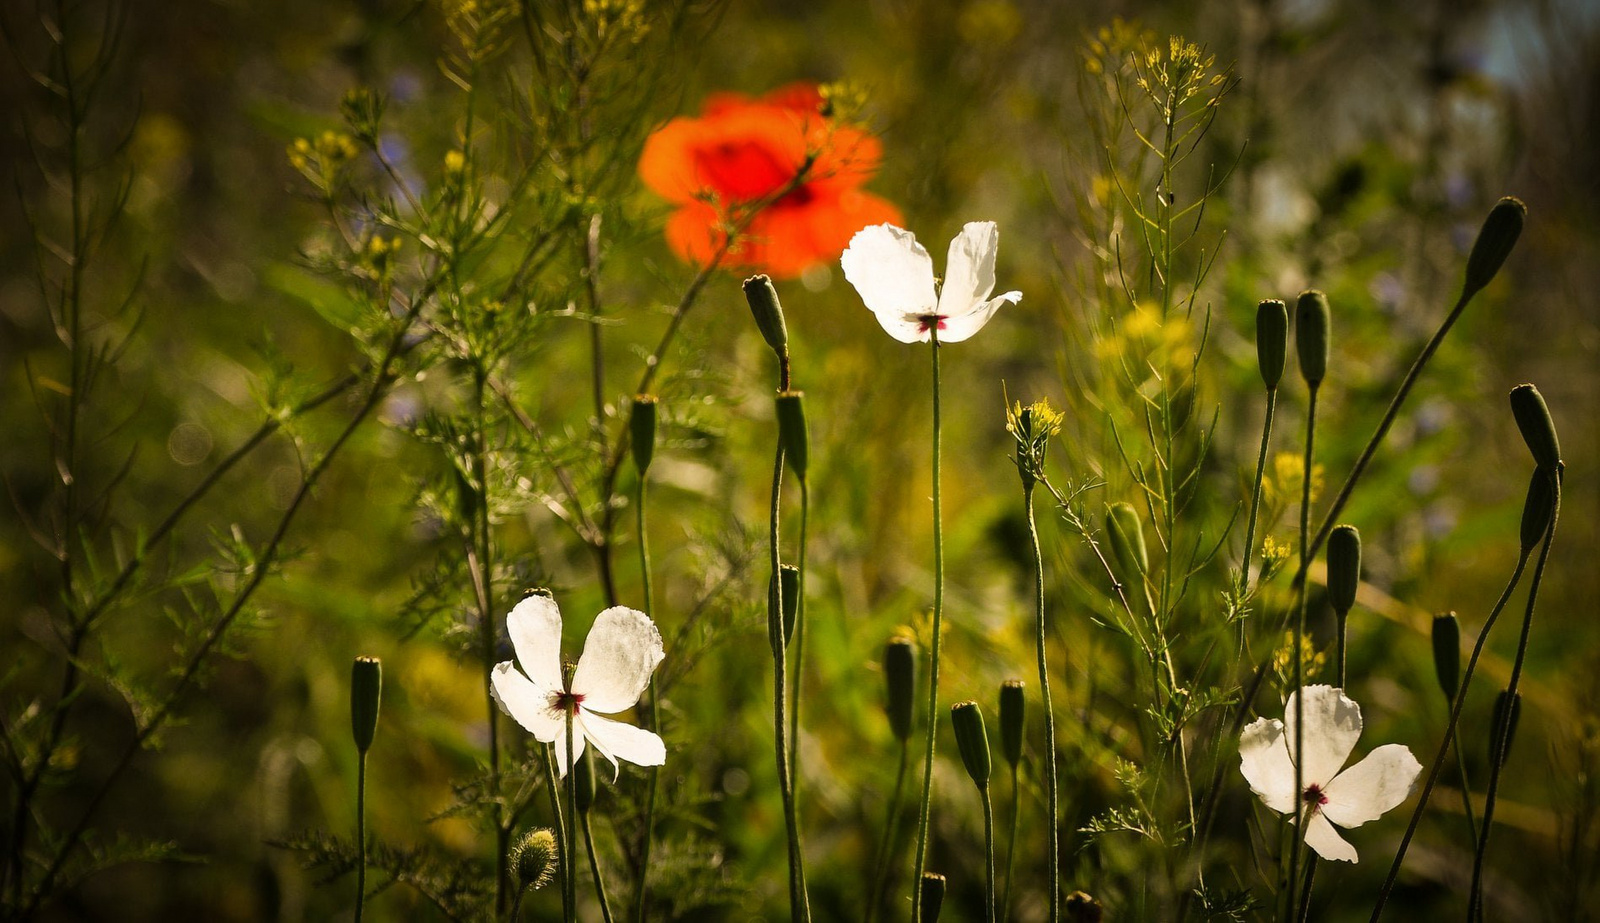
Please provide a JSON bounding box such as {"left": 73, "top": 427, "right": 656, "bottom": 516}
{"left": 3, "top": 0, "right": 1598, "bottom": 919}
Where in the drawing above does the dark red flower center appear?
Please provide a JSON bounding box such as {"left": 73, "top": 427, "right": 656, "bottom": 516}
{"left": 1302, "top": 784, "right": 1329, "bottom": 809}
{"left": 551, "top": 690, "right": 585, "bottom": 716}
{"left": 917, "top": 314, "right": 948, "bottom": 334}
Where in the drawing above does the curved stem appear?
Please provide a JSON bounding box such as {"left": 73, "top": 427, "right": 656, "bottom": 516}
{"left": 1288, "top": 384, "right": 1319, "bottom": 914}
{"left": 911, "top": 334, "right": 945, "bottom": 920}
{"left": 981, "top": 786, "right": 997, "bottom": 923}
{"left": 542, "top": 745, "right": 570, "bottom": 921}
{"left": 1238, "top": 388, "right": 1279, "bottom": 646}
{"left": 1468, "top": 471, "right": 1559, "bottom": 922}
{"left": 1368, "top": 549, "right": 1532, "bottom": 920}
{"left": 788, "top": 479, "right": 810, "bottom": 791}
{"left": 1025, "top": 484, "right": 1061, "bottom": 922}
{"left": 768, "top": 441, "right": 810, "bottom": 922}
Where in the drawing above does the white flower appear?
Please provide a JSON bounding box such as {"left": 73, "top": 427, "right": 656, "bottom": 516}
{"left": 840, "top": 221, "right": 1021, "bottom": 343}
{"left": 491, "top": 593, "right": 666, "bottom": 779}
{"left": 1238, "top": 684, "right": 1422, "bottom": 863}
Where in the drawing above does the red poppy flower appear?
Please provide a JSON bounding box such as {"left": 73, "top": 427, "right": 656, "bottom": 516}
{"left": 639, "top": 83, "right": 904, "bottom": 279}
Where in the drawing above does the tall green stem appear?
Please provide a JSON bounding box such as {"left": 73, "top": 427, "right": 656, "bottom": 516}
{"left": 866, "top": 742, "right": 910, "bottom": 923}
{"left": 633, "top": 473, "right": 658, "bottom": 923}
{"left": 788, "top": 480, "right": 810, "bottom": 790}
{"left": 355, "top": 752, "right": 368, "bottom": 922}
{"left": 564, "top": 724, "right": 578, "bottom": 923}
{"left": 582, "top": 812, "right": 616, "bottom": 923}
{"left": 981, "top": 785, "right": 997, "bottom": 923}
{"left": 910, "top": 333, "right": 945, "bottom": 920}
{"left": 543, "top": 745, "right": 570, "bottom": 921}
{"left": 1288, "top": 385, "right": 1319, "bottom": 921}
{"left": 1001, "top": 760, "right": 1021, "bottom": 923}
{"left": 1468, "top": 472, "right": 1559, "bottom": 923}
{"left": 1024, "top": 484, "right": 1060, "bottom": 921}
{"left": 768, "top": 440, "right": 810, "bottom": 921}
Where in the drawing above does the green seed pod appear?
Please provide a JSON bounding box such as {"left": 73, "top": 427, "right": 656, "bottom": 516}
{"left": 630, "top": 394, "right": 659, "bottom": 475}
{"left": 1520, "top": 467, "right": 1556, "bottom": 552}
{"left": 1463, "top": 197, "right": 1526, "bottom": 299}
{"left": 999, "top": 680, "right": 1025, "bottom": 768}
{"left": 770, "top": 564, "right": 801, "bottom": 644}
{"left": 1509, "top": 383, "right": 1561, "bottom": 471}
{"left": 1065, "top": 890, "right": 1105, "bottom": 923}
{"left": 775, "top": 390, "right": 809, "bottom": 479}
{"left": 1295, "top": 290, "right": 1331, "bottom": 388}
{"left": 1104, "top": 502, "right": 1149, "bottom": 581}
{"left": 884, "top": 637, "right": 916, "bottom": 743}
{"left": 510, "top": 828, "right": 559, "bottom": 891}
{"left": 950, "top": 701, "right": 992, "bottom": 790}
{"left": 918, "top": 873, "right": 947, "bottom": 923}
{"left": 1256, "top": 299, "right": 1289, "bottom": 390}
{"left": 351, "top": 656, "right": 382, "bottom": 754}
{"left": 742, "top": 274, "right": 789, "bottom": 357}
{"left": 1431, "top": 613, "right": 1461, "bottom": 700}
{"left": 1326, "top": 524, "right": 1361, "bottom": 616}
{"left": 575, "top": 748, "right": 597, "bottom": 816}
{"left": 1489, "top": 689, "right": 1522, "bottom": 769}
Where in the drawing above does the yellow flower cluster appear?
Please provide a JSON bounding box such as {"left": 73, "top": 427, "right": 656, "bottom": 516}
{"left": 287, "top": 131, "right": 360, "bottom": 184}
{"left": 1271, "top": 631, "right": 1326, "bottom": 690}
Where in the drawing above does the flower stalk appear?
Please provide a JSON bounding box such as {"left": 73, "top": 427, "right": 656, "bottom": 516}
{"left": 910, "top": 330, "right": 946, "bottom": 920}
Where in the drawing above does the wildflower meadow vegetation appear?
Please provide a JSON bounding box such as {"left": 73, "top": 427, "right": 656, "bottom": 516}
{"left": 3, "top": 1, "right": 1598, "bottom": 921}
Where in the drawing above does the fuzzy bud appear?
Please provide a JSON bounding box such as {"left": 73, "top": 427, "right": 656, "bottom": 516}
{"left": 510, "top": 828, "right": 559, "bottom": 892}
{"left": 1295, "top": 290, "right": 1331, "bottom": 388}
{"left": 1105, "top": 502, "right": 1149, "bottom": 581}
{"left": 351, "top": 657, "right": 382, "bottom": 754}
{"left": 1431, "top": 613, "right": 1461, "bottom": 700}
{"left": 742, "top": 274, "right": 789, "bottom": 357}
{"left": 1065, "top": 891, "right": 1105, "bottom": 923}
{"left": 1326, "top": 524, "right": 1361, "bottom": 616}
{"left": 775, "top": 391, "right": 809, "bottom": 478}
{"left": 630, "top": 395, "right": 659, "bottom": 475}
{"left": 1463, "top": 197, "right": 1526, "bottom": 299}
{"left": 884, "top": 637, "right": 916, "bottom": 743}
{"left": 1520, "top": 467, "right": 1556, "bottom": 553}
{"left": 950, "top": 701, "right": 992, "bottom": 790}
{"left": 999, "top": 680, "right": 1025, "bottom": 768}
{"left": 919, "top": 873, "right": 947, "bottom": 923}
{"left": 1509, "top": 384, "right": 1561, "bottom": 471}
{"left": 1489, "top": 689, "right": 1522, "bottom": 769}
{"left": 1256, "top": 299, "right": 1289, "bottom": 390}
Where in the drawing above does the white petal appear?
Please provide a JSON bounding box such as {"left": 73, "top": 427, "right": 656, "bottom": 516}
{"left": 491, "top": 662, "right": 562, "bottom": 743}
{"left": 1239, "top": 716, "right": 1297, "bottom": 814}
{"left": 1283, "top": 685, "right": 1362, "bottom": 787}
{"left": 1321, "top": 743, "right": 1423, "bottom": 829}
{"left": 506, "top": 592, "right": 564, "bottom": 690}
{"left": 936, "top": 221, "right": 1000, "bottom": 317}
{"left": 551, "top": 721, "right": 587, "bottom": 778}
{"left": 1301, "top": 811, "right": 1359, "bottom": 863}
{"left": 578, "top": 711, "right": 667, "bottom": 780}
{"left": 841, "top": 224, "right": 938, "bottom": 333}
{"left": 571, "top": 606, "right": 664, "bottom": 714}
{"left": 936, "top": 290, "right": 1020, "bottom": 343}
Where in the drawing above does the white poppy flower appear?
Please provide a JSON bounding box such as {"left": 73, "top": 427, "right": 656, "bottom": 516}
{"left": 491, "top": 593, "right": 666, "bottom": 779}
{"left": 1238, "top": 684, "right": 1422, "bottom": 863}
{"left": 840, "top": 221, "right": 1022, "bottom": 343}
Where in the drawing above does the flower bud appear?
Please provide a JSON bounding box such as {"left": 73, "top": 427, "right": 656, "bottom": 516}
{"left": 775, "top": 391, "right": 809, "bottom": 478}
{"left": 1509, "top": 383, "right": 1561, "bottom": 471}
{"left": 1520, "top": 467, "right": 1555, "bottom": 552}
{"left": 884, "top": 637, "right": 916, "bottom": 743}
{"left": 1431, "top": 613, "right": 1461, "bottom": 700}
{"left": 919, "top": 872, "right": 947, "bottom": 923}
{"left": 999, "top": 680, "right": 1025, "bottom": 768}
{"left": 1065, "top": 890, "right": 1105, "bottom": 923}
{"left": 770, "top": 564, "right": 801, "bottom": 644}
{"left": 950, "top": 701, "right": 992, "bottom": 790}
{"left": 630, "top": 394, "right": 659, "bottom": 475}
{"left": 1326, "top": 524, "right": 1361, "bottom": 616}
{"left": 1295, "top": 290, "right": 1330, "bottom": 388}
{"left": 510, "top": 828, "right": 559, "bottom": 891}
{"left": 1463, "top": 197, "right": 1526, "bottom": 299}
{"left": 1488, "top": 689, "right": 1521, "bottom": 769}
{"left": 575, "top": 748, "right": 597, "bottom": 816}
{"left": 351, "top": 656, "right": 382, "bottom": 754}
{"left": 1256, "top": 299, "right": 1288, "bottom": 390}
{"left": 742, "top": 274, "right": 789, "bottom": 357}
{"left": 1104, "top": 502, "right": 1148, "bottom": 581}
